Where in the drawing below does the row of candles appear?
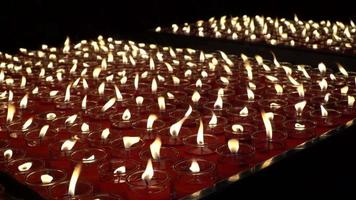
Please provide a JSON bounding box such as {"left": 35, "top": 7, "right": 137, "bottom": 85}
{"left": 0, "top": 36, "right": 356, "bottom": 200}
{"left": 156, "top": 15, "right": 356, "bottom": 55}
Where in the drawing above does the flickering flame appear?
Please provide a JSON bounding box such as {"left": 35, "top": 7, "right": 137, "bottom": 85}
{"left": 208, "top": 112, "right": 218, "bottom": 128}
{"left": 8, "top": 90, "right": 13, "bottom": 101}
{"left": 220, "top": 77, "right": 229, "bottom": 85}
{"left": 6, "top": 103, "right": 15, "bottom": 124}
{"left": 98, "top": 82, "right": 105, "bottom": 96}
{"left": 101, "top": 97, "right": 116, "bottom": 112}
{"left": 82, "top": 155, "right": 95, "bottom": 162}
{"left": 337, "top": 63, "right": 348, "bottom": 77}
{"left": 274, "top": 84, "right": 283, "bottom": 95}
{"left": 192, "top": 91, "right": 201, "bottom": 103}
{"left": 271, "top": 52, "right": 280, "bottom": 68}
{"left": 196, "top": 119, "right": 204, "bottom": 145}
{"left": 232, "top": 124, "right": 244, "bottom": 132}
{"left": 18, "top": 162, "right": 32, "bottom": 172}
{"left": 93, "top": 67, "right": 101, "bottom": 79}
{"left": 330, "top": 74, "right": 336, "bottom": 81}
{"left": 22, "top": 117, "right": 33, "bottom": 130}
{"left": 49, "top": 90, "right": 59, "bottom": 97}
{"left": 287, "top": 75, "right": 300, "bottom": 86}
{"left": 319, "top": 79, "right": 328, "bottom": 91}
{"left": 149, "top": 57, "right": 155, "bottom": 70}
{"left": 123, "top": 136, "right": 140, "bottom": 149}
{"left": 228, "top": 139, "right": 240, "bottom": 153}
{"left": 119, "top": 109, "right": 131, "bottom": 121}
{"left": 324, "top": 93, "right": 331, "bottom": 103}
{"left": 63, "top": 36, "right": 70, "bottom": 54}
{"left": 134, "top": 73, "right": 139, "bottom": 90}
{"left": 19, "top": 94, "right": 29, "bottom": 109}
{"left": 100, "top": 128, "right": 110, "bottom": 140}
{"left": 80, "top": 123, "right": 90, "bottom": 133}
{"left": 247, "top": 87, "right": 255, "bottom": 100}
{"left": 151, "top": 78, "right": 158, "bottom": 94}
{"left": 46, "top": 113, "right": 56, "bottom": 120}
{"left": 141, "top": 159, "right": 154, "bottom": 183}
{"left": 196, "top": 79, "right": 203, "bottom": 88}
{"left": 136, "top": 96, "right": 144, "bottom": 106}
{"left": 341, "top": 86, "right": 349, "bottom": 95}
{"left": 214, "top": 95, "right": 223, "bottom": 109}
{"left": 147, "top": 114, "right": 158, "bottom": 130}
{"left": 295, "top": 101, "right": 307, "bottom": 116}
{"left": 167, "top": 92, "right": 175, "bottom": 99}
{"left": 113, "top": 166, "right": 126, "bottom": 174}
{"left": 172, "top": 76, "right": 180, "bottom": 85}
{"left": 348, "top": 96, "right": 355, "bottom": 107}
{"left": 239, "top": 106, "right": 249, "bottom": 116}
{"left": 81, "top": 95, "right": 87, "bottom": 110}
{"left": 68, "top": 164, "right": 82, "bottom": 197}
{"left": 265, "top": 75, "right": 278, "bottom": 82}
{"left": 318, "top": 63, "right": 327, "bottom": 74}
{"left": 261, "top": 112, "right": 273, "bottom": 140}
{"left": 41, "top": 174, "right": 53, "bottom": 184}
{"left": 255, "top": 55, "right": 264, "bottom": 65}
{"left": 158, "top": 96, "right": 166, "bottom": 111}
{"left": 295, "top": 123, "right": 306, "bottom": 131}
{"left": 20, "top": 76, "right": 26, "bottom": 88}
{"left": 4, "top": 149, "right": 13, "bottom": 160}
{"left": 39, "top": 125, "right": 49, "bottom": 138}
{"left": 217, "top": 88, "right": 225, "bottom": 97}
{"left": 320, "top": 105, "right": 328, "bottom": 117}
{"left": 113, "top": 85, "right": 123, "bottom": 101}
{"left": 64, "top": 83, "right": 72, "bottom": 102}
{"left": 150, "top": 137, "right": 162, "bottom": 160}
{"left": 297, "top": 84, "right": 305, "bottom": 97}
{"left": 61, "top": 139, "right": 77, "bottom": 151}
{"left": 65, "top": 114, "right": 78, "bottom": 125}
{"left": 189, "top": 159, "right": 200, "bottom": 173}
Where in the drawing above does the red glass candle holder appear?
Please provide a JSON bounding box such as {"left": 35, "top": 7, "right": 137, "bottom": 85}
{"left": 132, "top": 119, "right": 166, "bottom": 141}
{"left": 70, "top": 148, "right": 108, "bottom": 182}
{"left": 139, "top": 147, "right": 179, "bottom": 170}
{"left": 157, "top": 127, "right": 193, "bottom": 146}
{"left": 87, "top": 129, "right": 121, "bottom": 148}
{"left": 7, "top": 158, "right": 45, "bottom": 182}
{"left": 309, "top": 108, "right": 342, "bottom": 127}
{"left": 283, "top": 119, "right": 316, "bottom": 139}
{"left": 183, "top": 134, "right": 220, "bottom": 155}
{"left": 24, "top": 129, "right": 58, "bottom": 157}
{"left": 126, "top": 169, "right": 171, "bottom": 200}
{"left": 6, "top": 120, "right": 39, "bottom": 148}
{"left": 49, "top": 181, "right": 93, "bottom": 200}
{"left": 25, "top": 168, "right": 67, "bottom": 198}
{"left": 169, "top": 109, "right": 200, "bottom": 127}
{"left": 87, "top": 106, "right": 117, "bottom": 122}
{"left": 332, "top": 100, "right": 356, "bottom": 117}
{"left": 252, "top": 113, "right": 287, "bottom": 129}
{"left": 234, "top": 94, "right": 262, "bottom": 107}
{"left": 173, "top": 158, "right": 216, "bottom": 198}
{"left": 202, "top": 101, "right": 232, "bottom": 115}
{"left": 0, "top": 148, "right": 26, "bottom": 169}
{"left": 199, "top": 115, "right": 228, "bottom": 135}
{"left": 109, "top": 137, "right": 145, "bottom": 159}
{"left": 281, "top": 105, "right": 313, "bottom": 120}
{"left": 251, "top": 130, "right": 288, "bottom": 152}
{"left": 88, "top": 193, "right": 124, "bottom": 200}
{"left": 54, "top": 96, "right": 81, "bottom": 111}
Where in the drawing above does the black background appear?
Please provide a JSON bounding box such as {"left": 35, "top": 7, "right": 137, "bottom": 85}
{"left": 1, "top": 0, "right": 355, "bottom": 52}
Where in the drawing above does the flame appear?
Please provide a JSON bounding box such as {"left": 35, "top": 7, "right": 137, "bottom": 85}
{"left": 167, "top": 92, "right": 175, "bottom": 99}
{"left": 22, "top": 117, "right": 33, "bottom": 130}
{"left": 39, "top": 125, "right": 49, "bottom": 138}
{"left": 123, "top": 136, "right": 141, "bottom": 149}
{"left": 274, "top": 84, "right": 283, "bottom": 95}
{"left": 80, "top": 123, "right": 90, "bottom": 133}
{"left": 196, "top": 79, "right": 203, "bottom": 88}
{"left": 348, "top": 96, "right": 355, "bottom": 107}
{"left": 136, "top": 96, "right": 144, "bottom": 106}
{"left": 150, "top": 137, "right": 162, "bottom": 160}
{"left": 141, "top": 159, "right": 154, "bottom": 183}
{"left": 101, "top": 97, "right": 116, "bottom": 112}
{"left": 172, "top": 76, "right": 180, "bottom": 85}
{"left": 65, "top": 114, "right": 78, "bottom": 125}
{"left": 265, "top": 75, "right": 278, "bottom": 82}
{"left": 120, "top": 76, "right": 127, "bottom": 84}
{"left": 217, "top": 88, "right": 224, "bottom": 97}
{"left": 341, "top": 86, "right": 349, "bottom": 95}
{"left": 68, "top": 164, "right": 82, "bottom": 197}
{"left": 228, "top": 139, "right": 240, "bottom": 153}
{"left": 318, "top": 63, "right": 327, "bottom": 74}
{"left": 19, "top": 94, "right": 29, "bottom": 109}
{"left": 18, "top": 162, "right": 32, "bottom": 172}
{"left": 297, "top": 84, "right": 305, "bottom": 97}
{"left": 61, "top": 139, "right": 77, "bottom": 151}
{"left": 81, "top": 95, "right": 87, "bottom": 110}
{"left": 196, "top": 119, "right": 204, "bottom": 145}
{"left": 189, "top": 159, "right": 200, "bottom": 173}
{"left": 255, "top": 55, "right": 264, "bottom": 65}
{"left": 120, "top": 108, "right": 131, "bottom": 121}
{"left": 147, "top": 114, "right": 158, "bottom": 130}
{"left": 46, "top": 113, "right": 56, "bottom": 120}
{"left": 208, "top": 112, "right": 218, "bottom": 128}
{"left": 114, "top": 166, "right": 126, "bottom": 174}
{"left": 271, "top": 52, "right": 280, "bottom": 68}
{"left": 287, "top": 75, "right": 300, "bottom": 86}
{"left": 4, "top": 149, "right": 13, "bottom": 160}
{"left": 98, "top": 82, "right": 105, "bottom": 96}
{"left": 63, "top": 36, "right": 70, "bottom": 54}
{"left": 149, "top": 57, "right": 155, "bottom": 70}
{"left": 295, "top": 123, "right": 305, "bottom": 131}
{"left": 93, "top": 67, "right": 101, "bottom": 79}
{"left": 101, "top": 59, "right": 107, "bottom": 70}
{"left": 6, "top": 103, "right": 16, "bottom": 123}
{"left": 320, "top": 105, "right": 328, "bottom": 117}
{"left": 151, "top": 78, "right": 158, "bottom": 94}
{"left": 41, "top": 174, "right": 54, "bottom": 184}
{"left": 20, "top": 76, "right": 26, "bottom": 88}
{"left": 8, "top": 90, "right": 13, "bottom": 101}
{"left": 157, "top": 96, "right": 166, "bottom": 111}
{"left": 220, "top": 77, "right": 229, "bottom": 85}
{"left": 232, "top": 124, "right": 244, "bottom": 132}
{"left": 319, "top": 79, "right": 328, "bottom": 91}
{"left": 294, "top": 101, "right": 307, "bottom": 116}
{"left": 337, "top": 63, "right": 348, "bottom": 77}
{"left": 64, "top": 83, "right": 72, "bottom": 102}
{"left": 261, "top": 112, "right": 273, "bottom": 140}
{"left": 100, "top": 128, "right": 110, "bottom": 140}
{"left": 247, "top": 87, "right": 255, "bottom": 100}
{"left": 134, "top": 73, "right": 139, "bottom": 90}
{"left": 192, "top": 91, "right": 201, "bottom": 103}
{"left": 214, "top": 95, "right": 223, "bottom": 109}
{"left": 0, "top": 70, "right": 4, "bottom": 82}
{"left": 239, "top": 106, "right": 249, "bottom": 116}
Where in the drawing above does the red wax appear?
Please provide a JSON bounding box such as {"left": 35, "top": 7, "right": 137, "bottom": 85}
{"left": 49, "top": 181, "right": 93, "bottom": 200}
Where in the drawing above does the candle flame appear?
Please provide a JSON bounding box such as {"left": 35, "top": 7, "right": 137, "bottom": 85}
{"left": 228, "top": 139, "right": 240, "bottom": 153}
{"left": 6, "top": 103, "right": 16, "bottom": 123}
{"left": 189, "top": 159, "right": 200, "bottom": 173}
{"left": 93, "top": 67, "right": 101, "bottom": 79}
{"left": 287, "top": 75, "right": 300, "bottom": 86}
{"left": 68, "top": 164, "right": 82, "bottom": 197}
{"left": 65, "top": 114, "right": 78, "bottom": 125}
{"left": 41, "top": 174, "right": 54, "bottom": 184}
{"left": 348, "top": 96, "right": 355, "bottom": 107}
{"left": 20, "top": 76, "right": 26, "bottom": 88}
{"left": 113, "top": 166, "right": 126, "bottom": 174}
{"left": 4, "top": 149, "right": 13, "bottom": 160}
{"left": 232, "top": 124, "right": 244, "bottom": 132}
{"left": 318, "top": 62, "right": 327, "bottom": 74}
{"left": 337, "top": 63, "right": 348, "bottom": 77}
{"left": 255, "top": 55, "right": 264, "bottom": 65}
{"left": 61, "top": 139, "right": 77, "bottom": 151}
{"left": 101, "top": 128, "right": 110, "bottom": 140}
{"left": 274, "top": 84, "right": 283, "bottom": 95}
{"left": 121, "top": 109, "right": 131, "bottom": 121}
{"left": 208, "top": 112, "right": 218, "bottom": 128}
{"left": 81, "top": 123, "right": 90, "bottom": 132}
{"left": 192, "top": 91, "right": 201, "bottom": 103}
{"left": 64, "top": 83, "right": 72, "bottom": 102}
{"left": 141, "top": 159, "right": 154, "bottom": 183}
{"left": 295, "top": 123, "right": 305, "bottom": 130}
{"left": 195, "top": 79, "right": 203, "bottom": 88}
{"left": 22, "top": 117, "right": 33, "bottom": 130}
{"left": 220, "top": 77, "right": 229, "bottom": 85}
{"left": 196, "top": 119, "right": 204, "bottom": 145}
{"left": 49, "top": 90, "right": 59, "bottom": 97}
{"left": 114, "top": 85, "right": 123, "bottom": 101}
{"left": 151, "top": 78, "right": 158, "bottom": 94}
{"left": 101, "top": 59, "right": 107, "bottom": 70}
{"left": 297, "top": 84, "right": 305, "bottom": 97}
{"left": 150, "top": 137, "right": 162, "bottom": 160}
{"left": 147, "top": 114, "right": 158, "bottom": 130}
{"left": 261, "top": 112, "right": 273, "bottom": 140}
{"left": 294, "top": 101, "right": 307, "bottom": 116}
{"left": 324, "top": 93, "right": 331, "bottom": 103}
{"left": 98, "top": 82, "right": 105, "bottom": 96}
{"left": 149, "top": 57, "right": 155, "bottom": 70}
{"left": 123, "top": 136, "right": 141, "bottom": 149}
{"left": 39, "top": 125, "right": 49, "bottom": 138}
{"left": 167, "top": 92, "right": 175, "bottom": 99}
{"left": 239, "top": 106, "right": 249, "bottom": 116}
{"left": 341, "top": 86, "right": 349, "bottom": 95}
{"left": 214, "top": 95, "right": 223, "bottom": 109}
{"left": 134, "top": 73, "right": 139, "bottom": 90}
{"left": 81, "top": 95, "right": 87, "bottom": 110}
{"left": 101, "top": 97, "right": 116, "bottom": 112}
{"left": 172, "top": 76, "right": 180, "bottom": 85}
{"left": 320, "top": 105, "right": 328, "bottom": 117}
{"left": 136, "top": 96, "right": 144, "bottom": 106}
{"left": 157, "top": 96, "right": 166, "bottom": 111}
{"left": 46, "top": 113, "right": 56, "bottom": 120}
{"left": 319, "top": 79, "right": 328, "bottom": 91}
{"left": 247, "top": 87, "right": 255, "bottom": 100}
{"left": 265, "top": 75, "right": 278, "bottom": 82}
{"left": 18, "top": 162, "right": 32, "bottom": 172}
{"left": 8, "top": 90, "right": 13, "bottom": 101}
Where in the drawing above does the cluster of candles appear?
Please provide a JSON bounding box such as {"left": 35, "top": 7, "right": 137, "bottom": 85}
{"left": 156, "top": 15, "right": 356, "bottom": 55}
{"left": 0, "top": 36, "right": 355, "bottom": 200}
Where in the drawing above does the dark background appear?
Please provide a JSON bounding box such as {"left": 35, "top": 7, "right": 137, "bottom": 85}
{"left": 1, "top": 0, "right": 355, "bottom": 53}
